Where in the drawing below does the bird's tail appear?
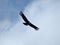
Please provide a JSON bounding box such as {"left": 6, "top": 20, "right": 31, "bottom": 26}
{"left": 23, "top": 22, "right": 28, "bottom": 26}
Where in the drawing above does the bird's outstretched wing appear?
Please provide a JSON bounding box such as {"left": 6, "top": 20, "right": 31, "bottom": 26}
{"left": 19, "top": 11, "right": 39, "bottom": 30}
{"left": 19, "top": 11, "right": 29, "bottom": 23}
{"left": 29, "top": 23, "right": 39, "bottom": 30}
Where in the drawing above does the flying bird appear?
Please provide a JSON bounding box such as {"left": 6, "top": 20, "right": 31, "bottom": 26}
{"left": 19, "top": 11, "right": 39, "bottom": 30}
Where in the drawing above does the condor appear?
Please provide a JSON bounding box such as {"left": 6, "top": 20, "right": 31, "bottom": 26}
{"left": 19, "top": 11, "right": 39, "bottom": 30}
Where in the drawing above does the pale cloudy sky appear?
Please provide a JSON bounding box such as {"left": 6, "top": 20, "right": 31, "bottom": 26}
{"left": 0, "top": 0, "right": 60, "bottom": 45}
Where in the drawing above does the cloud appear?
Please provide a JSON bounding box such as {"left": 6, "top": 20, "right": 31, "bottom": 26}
{"left": 0, "top": 0, "right": 20, "bottom": 32}
{"left": 0, "top": 0, "right": 32, "bottom": 32}
{"left": 0, "top": 0, "right": 60, "bottom": 45}
{"left": 23, "top": 0, "right": 60, "bottom": 45}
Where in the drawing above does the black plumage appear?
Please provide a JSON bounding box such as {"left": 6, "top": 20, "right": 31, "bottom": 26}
{"left": 19, "top": 11, "right": 39, "bottom": 30}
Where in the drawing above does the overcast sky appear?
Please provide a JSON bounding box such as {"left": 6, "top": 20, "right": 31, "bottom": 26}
{"left": 0, "top": 0, "right": 60, "bottom": 45}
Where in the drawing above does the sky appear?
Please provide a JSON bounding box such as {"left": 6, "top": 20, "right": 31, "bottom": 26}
{"left": 0, "top": 0, "right": 32, "bottom": 32}
{"left": 0, "top": 0, "right": 60, "bottom": 45}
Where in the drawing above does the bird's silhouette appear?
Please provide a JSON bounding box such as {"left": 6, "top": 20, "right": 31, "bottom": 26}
{"left": 19, "top": 11, "right": 39, "bottom": 30}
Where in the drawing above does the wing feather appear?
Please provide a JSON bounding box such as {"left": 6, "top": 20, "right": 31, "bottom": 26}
{"left": 19, "top": 11, "right": 29, "bottom": 23}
